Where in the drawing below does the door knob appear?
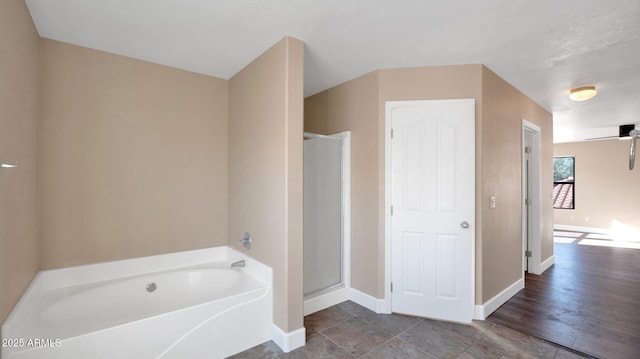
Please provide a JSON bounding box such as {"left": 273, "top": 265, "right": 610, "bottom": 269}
{"left": 460, "top": 221, "right": 470, "bottom": 229}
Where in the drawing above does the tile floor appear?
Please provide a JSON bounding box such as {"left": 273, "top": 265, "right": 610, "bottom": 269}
{"left": 230, "top": 301, "right": 590, "bottom": 358}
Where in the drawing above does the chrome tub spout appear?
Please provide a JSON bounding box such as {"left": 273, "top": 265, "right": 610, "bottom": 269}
{"left": 231, "top": 260, "right": 246, "bottom": 268}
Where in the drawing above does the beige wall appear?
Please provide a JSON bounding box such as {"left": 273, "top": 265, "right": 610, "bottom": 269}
{"left": 0, "top": 0, "right": 40, "bottom": 329}
{"left": 38, "top": 39, "right": 229, "bottom": 269}
{"left": 554, "top": 139, "right": 640, "bottom": 233}
{"left": 304, "top": 64, "right": 554, "bottom": 306}
{"left": 228, "top": 37, "right": 304, "bottom": 332}
{"left": 304, "top": 71, "right": 380, "bottom": 296}
{"left": 481, "top": 67, "right": 553, "bottom": 302}
{"left": 6, "top": 31, "right": 305, "bottom": 336}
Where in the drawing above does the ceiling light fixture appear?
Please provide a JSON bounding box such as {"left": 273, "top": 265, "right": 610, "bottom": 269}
{"left": 569, "top": 85, "right": 597, "bottom": 101}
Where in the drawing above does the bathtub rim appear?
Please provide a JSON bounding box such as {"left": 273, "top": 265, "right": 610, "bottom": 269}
{"left": 38, "top": 245, "right": 266, "bottom": 291}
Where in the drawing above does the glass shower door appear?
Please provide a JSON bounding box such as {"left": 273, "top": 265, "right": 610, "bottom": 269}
{"left": 303, "top": 135, "right": 343, "bottom": 297}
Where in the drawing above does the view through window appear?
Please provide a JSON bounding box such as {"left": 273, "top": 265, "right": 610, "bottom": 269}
{"left": 553, "top": 156, "right": 575, "bottom": 209}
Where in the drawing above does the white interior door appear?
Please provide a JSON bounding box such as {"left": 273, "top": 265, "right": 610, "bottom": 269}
{"left": 523, "top": 130, "right": 532, "bottom": 273}
{"left": 521, "top": 120, "right": 543, "bottom": 275}
{"left": 389, "top": 99, "right": 475, "bottom": 323}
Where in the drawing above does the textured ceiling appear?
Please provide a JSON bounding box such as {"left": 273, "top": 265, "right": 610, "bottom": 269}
{"left": 25, "top": 0, "right": 640, "bottom": 143}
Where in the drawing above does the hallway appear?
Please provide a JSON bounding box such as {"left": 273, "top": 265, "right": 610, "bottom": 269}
{"left": 488, "top": 230, "right": 640, "bottom": 359}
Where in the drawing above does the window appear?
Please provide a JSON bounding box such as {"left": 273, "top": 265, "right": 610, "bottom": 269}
{"left": 553, "top": 156, "right": 575, "bottom": 209}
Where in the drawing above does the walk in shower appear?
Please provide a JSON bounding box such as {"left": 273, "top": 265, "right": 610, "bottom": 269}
{"left": 303, "top": 131, "right": 350, "bottom": 315}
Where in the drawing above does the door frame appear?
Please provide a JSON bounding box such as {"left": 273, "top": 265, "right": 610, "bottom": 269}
{"left": 383, "top": 100, "right": 476, "bottom": 317}
{"left": 521, "top": 120, "right": 543, "bottom": 275}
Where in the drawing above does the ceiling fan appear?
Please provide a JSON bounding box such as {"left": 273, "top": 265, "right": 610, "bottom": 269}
{"left": 582, "top": 124, "right": 640, "bottom": 170}
{"left": 585, "top": 124, "right": 636, "bottom": 141}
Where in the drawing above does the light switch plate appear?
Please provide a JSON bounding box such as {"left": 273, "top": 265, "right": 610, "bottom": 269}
{"left": 489, "top": 196, "right": 496, "bottom": 209}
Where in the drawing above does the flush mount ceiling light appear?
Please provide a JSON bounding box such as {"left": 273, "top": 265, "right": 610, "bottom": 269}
{"left": 569, "top": 85, "right": 597, "bottom": 101}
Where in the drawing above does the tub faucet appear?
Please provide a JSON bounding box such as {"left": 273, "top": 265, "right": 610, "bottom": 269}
{"left": 231, "top": 260, "right": 246, "bottom": 268}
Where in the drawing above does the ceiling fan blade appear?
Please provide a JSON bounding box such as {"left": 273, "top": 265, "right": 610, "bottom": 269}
{"left": 584, "top": 135, "right": 618, "bottom": 141}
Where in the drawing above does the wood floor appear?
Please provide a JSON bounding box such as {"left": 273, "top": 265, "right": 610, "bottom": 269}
{"left": 488, "top": 231, "right": 640, "bottom": 359}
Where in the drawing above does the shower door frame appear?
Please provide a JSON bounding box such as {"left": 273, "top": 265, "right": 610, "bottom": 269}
{"left": 303, "top": 131, "right": 351, "bottom": 315}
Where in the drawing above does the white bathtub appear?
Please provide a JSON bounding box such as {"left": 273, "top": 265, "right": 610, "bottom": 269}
{"left": 1, "top": 246, "right": 273, "bottom": 359}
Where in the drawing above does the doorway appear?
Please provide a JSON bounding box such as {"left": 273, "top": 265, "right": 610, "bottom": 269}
{"left": 385, "top": 100, "right": 475, "bottom": 323}
{"left": 303, "top": 131, "right": 351, "bottom": 315}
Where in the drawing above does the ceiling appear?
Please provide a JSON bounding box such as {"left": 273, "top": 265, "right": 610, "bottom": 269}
{"left": 25, "top": 0, "right": 640, "bottom": 143}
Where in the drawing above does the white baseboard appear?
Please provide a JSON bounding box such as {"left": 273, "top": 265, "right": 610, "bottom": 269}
{"left": 304, "top": 287, "right": 350, "bottom": 316}
{"left": 540, "top": 255, "right": 555, "bottom": 273}
{"left": 349, "top": 288, "right": 390, "bottom": 314}
{"left": 529, "top": 255, "right": 554, "bottom": 275}
{"left": 474, "top": 277, "right": 524, "bottom": 320}
{"left": 554, "top": 224, "right": 609, "bottom": 234}
{"left": 271, "top": 324, "right": 305, "bottom": 353}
